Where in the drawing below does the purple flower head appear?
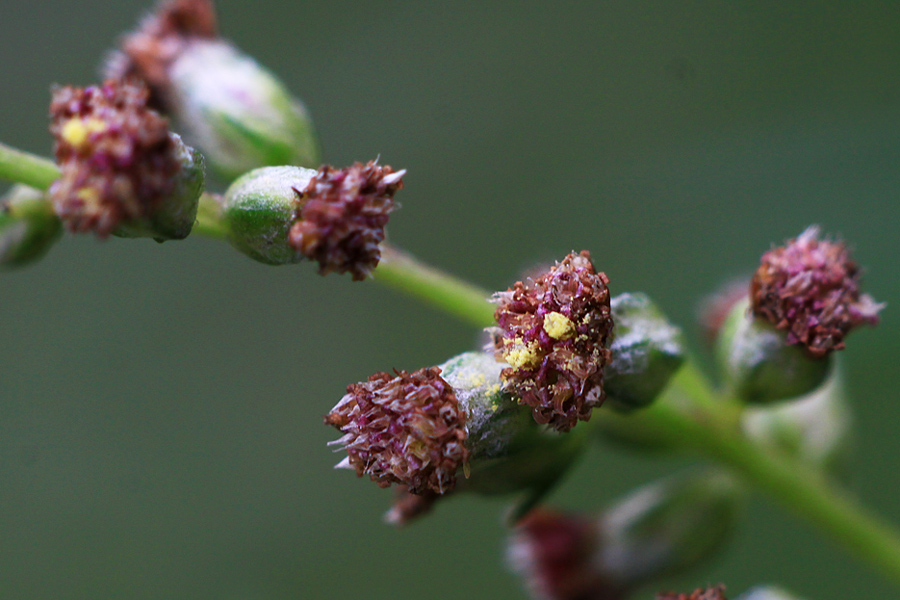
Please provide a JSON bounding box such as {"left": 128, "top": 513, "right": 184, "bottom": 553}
{"left": 49, "top": 79, "right": 181, "bottom": 237}
{"left": 324, "top": 367, "right": 467, "bottom": 495}
{"left": 490, "top": 251, "right": 613, "bottom": 432}
{"left": 289, "top": 161, "right": 403, "bottom": 280}
{"left": 750, "top": 227, "right": 883, "bottom": 358}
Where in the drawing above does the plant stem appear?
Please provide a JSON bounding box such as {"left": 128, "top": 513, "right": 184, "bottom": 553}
{"left": 372, "top": 245, "right": 496, "bottom": 328}
{"left": 642, "top": 369, "right": 900, "bottom": 586}
{"left": 193, "top": 193, "right": 229, "bottom": 240}
{"left": 0, "top": 143, "right": 60, "bottom": 191}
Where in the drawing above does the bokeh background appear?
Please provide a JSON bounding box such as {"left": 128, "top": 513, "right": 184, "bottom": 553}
{"left": 1, "top": 1, "right": 899, "bottom": 598}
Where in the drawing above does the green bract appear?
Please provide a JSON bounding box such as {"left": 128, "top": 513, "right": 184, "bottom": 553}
{"left": 605, "top": 293, "right": 685, "bottom": 411}
{"left": 716, "top": 299, "right": 830, "bottom": 404}
{"left": 113, "top": 135, "right": 205, "bottom": 242}
{"left": 221, "top": 166, "right": 317, "bottom": 265}
{"left": 439, "top": 352, "right": 589, "bottom": 518}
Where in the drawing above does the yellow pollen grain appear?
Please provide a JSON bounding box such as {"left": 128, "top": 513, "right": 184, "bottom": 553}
{"left": 76, "top": 187, "right": 102, "bottom": 212}
{"left": 504, "top": 341, "right": 540, "bottom": 369}
{"left": 61, "top": 118, "right": 107, "bottom": 149}
{"left": 543, "top": 311, "right": 575, "bottom": 340}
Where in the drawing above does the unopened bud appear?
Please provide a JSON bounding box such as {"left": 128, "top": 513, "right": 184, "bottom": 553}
{"left": 0, "top": 185, "right": 63, "bottom": 269}
{"left": 325, "top": 352, "right": 588, "bottom": 525}
{"left": 735, "top": 586, "right": 805, "bottom": 600}
{"left": 742, "top": 368, "right": 851, "bottom": 479}
{"left": 599, "top": 470, "right": 742, "bottom": 587}
{"left": 107, "top": 0, "right": 320, "bottom": 180}
{"left": 715, "top": 299, "right": 831, "bottom": 404}
{"left": 605, "top": 293, "right": 685, "bottom": 412}
{"left": 507, "top": 471, "right": 741, "bottom": 600}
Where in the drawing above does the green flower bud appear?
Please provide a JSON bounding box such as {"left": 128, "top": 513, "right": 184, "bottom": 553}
{"left": 605, "top": 293, "right": 685, "bottom": 412}
{"left": 0, "top": 185, "right": 63, "bottom": 269}
{"left": 107, "top": 0, "right": 319, "bottom": 181}
{"left": 221, "top": 166, "right": 316, "bottom": 265}
{"left": 168, "top": 41, "right": 320, "bottom": 180}
{"left": 598, "top": 469, "right": 743, "bottom": 586}
{"left": 715, "top": 299, "right": 831, "bottom": 404}
{"left": 736, "top": 586, "right": 805, "bottom": 600}
{"left": 742, "top": 367, "right": 851, "bottom": 479}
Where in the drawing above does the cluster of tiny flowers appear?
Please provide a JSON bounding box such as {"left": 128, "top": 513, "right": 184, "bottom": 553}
{"left": 491, "top": 251, "right": 613, "bottom": 432}
{"left": 324, "top": 367, "right": 467, "bottom": 495}
{"left": 509, "top": 509, "right": 625, "bottom": 600}
{"left": 751, "top": 226, "right": 882, "bottom": 358}
{"left": 105, "top": 0, "right": 217, "bottom": 109}
{"left": 289, "top": 161, "right": 404, "bottom": 280}
{"left": 656, "top": 586, "right": 727, "bottom": 600}
{"left": 50, "top": 79, "right": 180, "bottom": 236}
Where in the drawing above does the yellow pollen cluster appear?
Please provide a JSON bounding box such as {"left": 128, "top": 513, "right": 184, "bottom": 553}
{"left": 60, "top": 118, "right": 108, "bottom": 149}
{"left": 543, "top": 311, "right": 575, "bottom": 340}
{"left": 504, "top": 340, "right": 540, "bottom": 369}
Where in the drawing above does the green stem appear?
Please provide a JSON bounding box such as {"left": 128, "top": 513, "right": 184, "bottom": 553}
{"left": 639, "top": 368, "right": 900, "bottom": 586}
{"left": 0, "top": 143, "right": 60, "bottom": 191}
{"left": 372, "top": 245, "right": 496, "bottom": 328}
{"left": 194, "top": 193, "right": 230, "bottom": 240}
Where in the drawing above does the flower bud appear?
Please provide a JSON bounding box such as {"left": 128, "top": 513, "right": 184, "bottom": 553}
{"left": 742, "top": 368, "right": 851, "bottom": 479}
{"left": 735, "top": 586, "right": 804, "bottom": 600}
{"left": 49, "top": 79, "right": 204, "bottom": 241}
{"left": 657, "top": 586, "right": 728, "bottom": 600}
{"left": 221, "top": 161, "right": 403, "bottom": 276}
{"left": 604, "top": 293, "right": 685, "bottom": 412}
{"left": 598, "top": 470, "right": 743, "bottom": 586}
{"left": 489, "top": 251, "right": 614, "bottom": 432}
{"left": 326, "top": 352, "right": 588, "bottom": 525}
{"left": 750, "top": 226, "right": 882, "bottom": 358}
{"left": 107, "top": 0, "right": 320, "bottom": 180}
{"left": 715, "top": 298, "right": 831, "bottom": 404}
{"left": 0, "top": 185, "right": 63, "bottom": 269}
{"left": 507, "top": 471, "right": 741, "bottom": 600}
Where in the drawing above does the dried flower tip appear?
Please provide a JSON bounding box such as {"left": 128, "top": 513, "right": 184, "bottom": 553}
{"left": 383, "top": 487, "right": 439, "bottom": 527}
{"left": 325, "top": 367, "right": 467, "bottom": 495}
{"left": 49, "top": 79, "right": 203, "bottom": 239}
{"left": 490, "top": 251, "right": 613, "bottom": 432}
{"left": 656, "top": 586, "right": 728, "bottom": 600}
{"left": 509, "top": 509, "right": 626, "bottom": 600}
{"left": 751, "top": 226, "right": 883, "bottom": 358}
{"left": 289, "top": 161, "right": 403, "bottom": 280}
{"left": 106, "top": 0, "right": 218, "bottom": 110}
{"left": 107, "top": 0, "right": 320, "bottom": 179}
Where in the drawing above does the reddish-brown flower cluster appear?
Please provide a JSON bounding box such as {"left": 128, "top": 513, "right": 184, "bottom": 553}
{"left": 656, "top": 586, "right": 727, "bottom": 600}
{"left": 50, "top": 79, "right": 181, "bottom": 237}
{"left": 289, "top": 161, "right": 403, "bottom": 280}
{"left": 750, "top": 227, "right": 882, "bottom": 358}
{"left": 491, "top": 251, "right": 613, "bottom": 432}
{"left": 324, "top": 367, "right": 467, "bottom": 495}
{"left": 105, "top": 0, "right": 218, "bottom": 110}
{"left": 509, "top": 509, "right": 625, "bottom": 600}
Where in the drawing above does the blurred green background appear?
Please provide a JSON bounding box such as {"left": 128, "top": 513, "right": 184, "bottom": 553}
{"left": 1, "top": 1, "right": 899, "bottom": 598}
